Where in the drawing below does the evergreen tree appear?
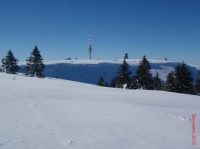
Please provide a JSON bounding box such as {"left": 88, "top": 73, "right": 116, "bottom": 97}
{"left": 153, "top": 73, "right": 162, "bottom": 90}
{"left": 174, "top": 63, "right": 182, "bottom": 93}
{"left": 1, "top": 50, "right": 19, "bottom": 74}
{"left": 164, "top": 71, "right": 175, "bottom": 92}
{"left": 130, "top": 75, "right": 138, "bottom": 89}
{"left": 134, "top": 56, "right": 153, "bottom": 89}
{"left": 25, "top": 46, "right": 45, "bottom": 77}
{"left": 182, "top": 63, "right": 193, "bottom": 94}
{"left": 124, "top": 52, "right": 128, "bottom": 59}
{"left": 116, "top": 58, "right": 132, "bottom": 88}
{"left": 174, "top": 62, "right": 193, "bottom": 94}
{"left": 110, "top": 77, "right": 117, "bottom": 87}
{"left": 105, "top": 81, "right": 108, "bottom": 87}
{"left": 97, "top": 76, "right": 105, "bottom": 86}
{"left": 194, "top": 70, "right": 200, "bottom": 94}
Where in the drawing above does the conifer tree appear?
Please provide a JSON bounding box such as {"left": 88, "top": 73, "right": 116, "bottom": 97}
{"left": 130, "top": 75, "right": 138, "bottom": 89}
{"left": 105, "top": 81, "right": 108, "bottom": 87}
{"left": 116, "top": 58, "right": 132, "bottom": 88}
{"left": 25, "top": 46, "right": 45, "bottom": 77}
{"left": 153, "top": 73, "right": 162, "bottom": 90}
{"left": 97, "top": 76, "right": 105, "bottom": 86}
{"left": 124, "top": 52, "right": 128, "bottom": 59}
{"left": 134, "top": 56, "right": 153, "bottom": 89}
{"left": 174, "top": 62, "right": 193, "bottom": 94}
{"left": 174, "top": 63, "right": 182, "bottom": 92}
{"left": 164, "top": 71, "right": 175, "bottom": 92}
{"left": 194, "top": 70, "right": 200, "bottom": 94}
{"left": 110, "top": 77, "right": 118, "bottom": 87}
{"left": 1, "top": 50, "right": 19, "bottom": 74}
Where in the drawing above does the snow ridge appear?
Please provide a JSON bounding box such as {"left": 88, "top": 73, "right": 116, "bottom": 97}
{"left": 17, "top": 59, "right": 199, "bottom": 84}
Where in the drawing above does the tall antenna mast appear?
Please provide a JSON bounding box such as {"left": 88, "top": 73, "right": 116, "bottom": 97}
{"left": 88, "top": 32, "right": 92, "bottom": 59}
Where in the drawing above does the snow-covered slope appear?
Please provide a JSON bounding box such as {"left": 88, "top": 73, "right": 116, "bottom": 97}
{"left": 0, "top": 73, "right": 199, "bottom": 149}
{"left": 18, "top": 59, "right": 199, "bottom": 84}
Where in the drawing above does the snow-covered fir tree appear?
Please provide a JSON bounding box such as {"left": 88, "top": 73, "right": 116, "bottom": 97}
{"left": 25, "top": 46, "right": 45, "bottom": 77}
{"left": 164, "top": 71, "right": 175, "bottom": 92}
{"left": 115, "top": 58, "right": 132, "bottom": 88}
{"left": 134, "top": 56, "right": 153, "bottom": 89}
{"left": 1, "top": 50, "right": 19, "bottom": 74}
{"left": 153, "top": 73, "right": 162, "bottom": 90}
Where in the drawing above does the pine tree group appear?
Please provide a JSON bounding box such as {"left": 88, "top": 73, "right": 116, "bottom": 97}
{"left": 0, "top": 48, "right": 196, "bottom": 96}
{"left": 25, "top": 46, "right": 45, "bottom": 77}
{"left": 164, "top": 62, "right": 193, "bottom": 94}
{"left": 1, "top": 50, "right": 19, "bottom": 74}
{"left": 97, "top": 54, "right": 197, "bottom": 95}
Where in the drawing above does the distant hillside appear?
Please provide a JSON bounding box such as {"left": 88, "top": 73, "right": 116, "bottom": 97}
{"left": 15, "top": 59, "right": 199, "bottom": 85}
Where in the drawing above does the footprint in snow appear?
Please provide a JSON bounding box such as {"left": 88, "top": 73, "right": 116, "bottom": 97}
{"left": 69, "top": 141, "right": 75, "bottom": 147}
{"left": 167, "top": 114, "right": 199, "bottom": 123}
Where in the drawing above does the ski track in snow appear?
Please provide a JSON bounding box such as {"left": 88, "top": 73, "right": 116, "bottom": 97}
{"left": 135, "top": 106, "right": 200, "bottom": 123}
{"left": 117, "top": 101, "right": 200, "bottom": 123}
{"left": 113, "top": 90, "right": 200, "bottom": 124}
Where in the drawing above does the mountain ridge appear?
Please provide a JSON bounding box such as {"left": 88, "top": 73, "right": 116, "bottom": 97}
{"left": 6, "top": 59, "right": 200, "bottom": 84}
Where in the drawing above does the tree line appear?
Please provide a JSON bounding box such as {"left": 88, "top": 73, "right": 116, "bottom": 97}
{"left": 97, "top": 54, "right": 200, "bottom": 95}
{"left": 1, "top": 46, "right": 45, "bottom": 77}
{"left": 1, "top": 48, "right": 199, "bottom": 95}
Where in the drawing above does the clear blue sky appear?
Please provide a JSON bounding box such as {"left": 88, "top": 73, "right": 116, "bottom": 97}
{"left": 0, "top": 0, "right": 199, "bottom": 65}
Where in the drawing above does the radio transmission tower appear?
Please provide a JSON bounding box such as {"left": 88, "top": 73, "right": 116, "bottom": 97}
{"left": 88, "top": 32, "right": 92, "bottom": 59}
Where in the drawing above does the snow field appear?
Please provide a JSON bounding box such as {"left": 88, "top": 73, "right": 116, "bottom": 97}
{"left": 0, "top": 73, "right": 200, "bottom": 149}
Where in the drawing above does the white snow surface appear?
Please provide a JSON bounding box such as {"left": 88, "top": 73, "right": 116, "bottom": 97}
{"left": 0, "top": 73, "right": 200, "bottom": 149}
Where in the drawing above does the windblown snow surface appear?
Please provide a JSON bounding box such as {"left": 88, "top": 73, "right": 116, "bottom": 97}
{"left": 18, "top": 59, "right": 199, "bottom": 84}
{"left": 0, "top": 73, "right": 200, "bottom": 149}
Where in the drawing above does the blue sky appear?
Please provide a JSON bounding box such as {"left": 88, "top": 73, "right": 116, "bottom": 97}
{"left": 0, "top": 0, "right": 200, "bottom": 65}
